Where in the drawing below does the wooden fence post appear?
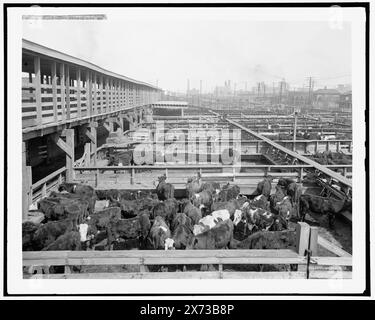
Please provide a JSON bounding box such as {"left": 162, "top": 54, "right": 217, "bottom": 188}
{"left": 51, "top": 61, "right": 58, "bottom": 122}
{"left": 86, "top": 123, "right": 97, "bottom": 166}
{"left": 95, "top": 169, "right": 99, "bottom": 187}
{"left": 60, "top": 63, "right": 66, "bottom": 121}
{"left": 131, "top": 168, "right": 135, "bottom": 185}
{"left": 34, "top": 56, "right": 42, "bottom": 125}
{"left": 77, "top": 68, "right": 82, "bottom": 118}
{"left": 84, "top": 143, "right": 91, "bottom": 167}
{"left": 299, "top": 167, "right": 304, "bottom": 183}
{"left": 22, "top": 142, "right": 32, "bottom": 220}
{"left": 65, "top": 65, "right": 70, "bottom": 120}
{"left": 309, "top": 226, "right": 319, "bottom": 256}
{"left": 27, "top": 167, "right": 33, "bottom": 209}
{"left": 41, "top": 183, "right": 47, "bottom": 198}
{"left": 58, "top": 173, "right": 63, "bottom": 185}
{"left": 65, "top": 129, "right": 75, "bottom": 182}
{"left": 296, "top": 222, "right": 311, "bottom": 273}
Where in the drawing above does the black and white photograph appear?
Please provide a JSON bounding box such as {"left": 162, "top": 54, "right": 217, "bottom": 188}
{"left": 2, "top": 2, "right": 372, "bottom": 298}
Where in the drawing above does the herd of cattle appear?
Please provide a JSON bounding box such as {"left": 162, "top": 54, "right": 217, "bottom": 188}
{"left": 22, "top": 174, "right": 351, "bottom": 253}
{"left": 260, "top": 131, "right": 352, "bottom": 141}
{"left": 311, "top": 151, "right": 352, "bottom": 166}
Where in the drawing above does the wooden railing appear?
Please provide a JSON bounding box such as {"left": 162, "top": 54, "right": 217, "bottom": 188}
{"left": 23, "top": 250, "right": 352, "bottom": 279}
{"left": 30, "top": 167, "right": 66, "bottom": 206}
{"left": 23, "top": 223, "right": 352, "bottom": 280}
{"left": 22, "top": 39, "right": 161, "bottom": 129}
{"left": 103, "top": 139, "right": 352, "bottom": 155}
{"left": 222, "top": 116, "right": 352, "bottom": 188}
{"left": 73, "top": 164, "right": 352, "bottom": 185}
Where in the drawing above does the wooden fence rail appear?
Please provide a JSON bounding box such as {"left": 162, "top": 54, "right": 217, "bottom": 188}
{"left": 23, "top": 223, "right": 352, "bottom": 280}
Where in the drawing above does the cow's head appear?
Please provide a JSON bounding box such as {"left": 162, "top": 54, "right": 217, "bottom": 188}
{"left": 233, "top": 209, "right": 243, "bottom": 226}
{"left": 164, "top": 238, "right": 175, "bottom": 250}
{"left": 153, "top": 226, "right": 170, "bottom": 250}
{"left": 157, "top": 174, "right": 167, "bottom": 183}
{"left": 271, "top": 217, "right": 288, "bottom": 231}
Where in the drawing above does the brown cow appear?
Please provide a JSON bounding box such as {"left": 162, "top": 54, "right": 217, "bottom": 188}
{"left": 156, "top": 174, "right": 175, "bottom": 200}
{"left": 300, "top": 194, "right": 351, "bottom": 228}
{"left": 185, "top": 174, "right": 203, "bottom": 198}
{"left": 152, "top": 198, "right": 178, "bottom": 226}
{"left": 147, "top": 216, "right": 172, "bottom": 250}
{"left": 33, "top": 218, "right": 76, "bottom": 250}
{"left": 181, "top": 199, "right": 202, "bottom": 225}
{"left": 191, "top": 190, "right": 213, "bottom": 214}
{"left": 218, "top": 183, "right": 240, "bottom": 201}
{"left": 42, "top": 231, "right": 81, "bottom": 251}
{"left": 188, "top": 219, "right": 234, "bottom": 250}
{"left": 253, "top": 176, "right": 273, "bottom": 198}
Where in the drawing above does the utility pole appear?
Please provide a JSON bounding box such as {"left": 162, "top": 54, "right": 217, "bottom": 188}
{"left": 199, "top": 80, "right": 202, "bottom": 107}
{"left": 293, "top": 107, "right": 298, "bottom": 151}
{"left": 263, "top": 82, "right": 266, "bottom": 99}
{"left": 307, "top": 76, "right": 314, "bottom": 107}
{"left": 279, "top": 80, "right": 283, "bottom": 105}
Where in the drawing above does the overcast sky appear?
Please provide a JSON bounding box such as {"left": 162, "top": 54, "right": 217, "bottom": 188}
{"left": 23, "top": 7, "right": 352, "bottom": 93}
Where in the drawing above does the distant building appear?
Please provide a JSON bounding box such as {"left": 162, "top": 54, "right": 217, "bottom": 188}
{"left": 152, "top": 101, "right": 188, "bottom": 116}
{"left": 336, "top": 84, "right": 352, "bottom": 94}
{"left": 338, "top": 91, "right": 352, "bottom": 111}
{"left": 214, "top": 81, "right": 232, "bottom": 97}
{"left": 313, "top": 87, "right": 341, "bottom": 109}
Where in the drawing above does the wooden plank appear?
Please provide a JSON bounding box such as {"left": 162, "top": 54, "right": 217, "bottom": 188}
{"left": 84, "top": 143, "right": 91, "bottom": 167}
{"left": 88, "top": 126, "right": 97, "bottom": 166}
{"left": 309, "top": 271, "right": 352, "bottom": 279}
{"left": 31, "top": 166, "right": 65, "bottom": 199}
{"left": 296, "top": 222, "right": 310, "bottom": 256}
{"left": 60, "top": 63, "right": 66, "bottom": 121}
{"left": 86, "top": 70, "right": 92, "bottom": 116}
{"left": 85, "top": 129, "right": 96, "bottom": 143}
{"left": 311, "top": 256, "right": 352, "bottom": 266}
{"left": 33, "top": 56, "right": 42, "bottom": 125}
{"left": 77, "top": 68, "right": 81, "bottom": 118}
{"left": 142, "top": 257, "right": 304, "bottom": 265}
{"left": 317, "top": 236, "right": 352, "bottom": 257}
{"left": 72, "top": 164, "right": 352, "bottom": 170}
{"left": 23, "top": 249, "right": 300, "bottom": 260}
{"left": 309, "top": 226, "right": 319, "bottom": 256}
{"left": 106, "top": 77, "right": 110, "bottom": 113}
{"left": 24, "top": 271, "right": 307, "bottom": 280}
{"left": 117, "top": 80, "right": 120, "bottom": 109}
{"left": 93, "top": 72, "right": 97, "bottom": 115}
{"left": 22, "top": 142, "right": 31, "bottom": 219}
{"left": 65, "top": 64, "right": 70, "bottom": 120}
{"left": 51, "top": 61, "right": 58, "bottom": 123}
{"left": 100, "top": 75, "right": 104, "bottom": 113}
{"left": 53, "top": 136, "right": 72, "bottom": 158}
{"left": 65, "top": 129, "right": 74, "bottom": 182}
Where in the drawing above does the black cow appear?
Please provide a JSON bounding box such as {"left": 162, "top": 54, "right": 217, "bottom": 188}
{"left": 156, "top": 174, "right": 175, "bottom": 200}
{"left": 300, "top": 194, "right": 351, "bottom": 228}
